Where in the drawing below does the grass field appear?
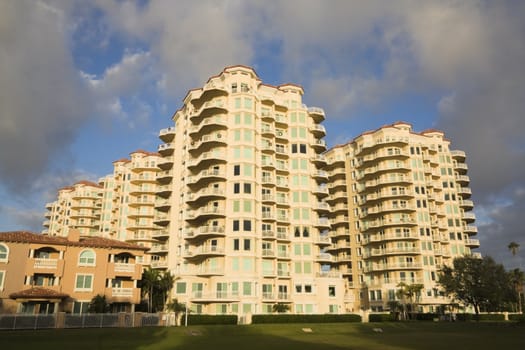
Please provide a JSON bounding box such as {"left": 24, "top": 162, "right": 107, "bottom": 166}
{"left": 1, "top": 322, "right": 524, "bottom": 350}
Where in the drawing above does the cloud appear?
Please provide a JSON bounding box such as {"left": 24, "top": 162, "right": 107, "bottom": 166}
{"left": 0, "top": 1, "right": 93, "bottom": 194}
{"left": 94, "top": 0, "right": 254, "bottom": 96}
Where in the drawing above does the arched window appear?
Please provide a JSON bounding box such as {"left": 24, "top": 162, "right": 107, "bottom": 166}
{"left": 0, "top": 244, "right": 8, "bottom": 262}
{"left": 78, "top": 249, "right": 96, "bottom": 266}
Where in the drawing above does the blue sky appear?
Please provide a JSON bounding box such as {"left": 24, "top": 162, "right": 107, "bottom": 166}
{"left": 1, "top": 0, "right": 524, "bottom": 268}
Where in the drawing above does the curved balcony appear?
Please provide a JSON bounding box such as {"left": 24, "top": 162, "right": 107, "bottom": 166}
{"left": 184, "top": 225, "right": 225, "bottom": 240}
{"left": 451, "top": 150, "right": 466, "bottom": 161}
{"left": 314, "top": 202, "right": 331, "bottom": 213}
{"left": 311, "top": 139, "right": 327, "bottom": 152}
{"left": 326, "top": 191, "right": 348, "bottom": 204}
{"left": 191, "top": 81, "right": 228, "bottom": 106}
{"left": 313, "top": 186, "right": 329, "bottom": 198}
{"left": 155, "top": 198, "right": 171, "bottom": 212}
{"left": 325, "top": 242, "right": 351, "bottom": 252}
{"left": 308, "top": 106, "right": 325, "bottom": 122}
{"left": 311, "top": 155, "right": 327, "bottom": 167}
{"left": 361, "top": 231, "right": 419, "bottom": 245}
{"left": 260, "top": 141, "right": 275, "bottom": 154}
{"left": 129, "top": 184, "right": 157, "bottom": 195}
{"left": 362, "top": 175, "right": 411, "bottom": 190}
{"left": 275, "top": 129, "right": 288, "bottom": 142}
{"left": 362, "top": 246, "right": 420, "bottom": 259}
{"left": 462, "top": 212, "right": 476, "bottom": 223}
{"left": 314, "top": 235, "right": 332, "bottom": 246}
{"left": 329, "top": 229, "right": 350, "bottom": 239}
{"left": 151, "top": 230, "right": 170, "bottom": 239}
{"left": 262, "top": 230, "right": 276, "bottom": 240}
{"left": 363, "top": 262, "right": 422, "bottom": 273}
{"left": 465, "top": 238, "right": 480, "bottom": 247}
{"left": 332, "top": 203, "right": 349, "bottom": 213}
{"left": 313, "top": 170, "right": 329, "bottom": 181}
{"left": 157, "top": 156, "right": 174, "bottom": 170}
{"left": 262, "top": 175, "right": 275, "bottom": 187}
{"left": 187, "top": 151, "right": 227, "bottom": 171}
{"left": 186, "top": 187, "right": 226, "bottom": 205}
{"left": 261, "top": 158, "right": 275, "bottom": 170}
{"left": 159, "top": 126, "right": 176, "bottom": 143}
{"left": 184, "top": 246, "right": 225, "bottom": 260}
{"left": 149, "top": 244, "right": 169, "bottom": 254}
{"left": 261, "top": 110, "right": 274, "bottom": 122}
{"left": 455, "top": 175, "right": 470, "bottom": 185}
{"left": 157, "top": 184, "right": 172, "bottom": 197}
{"left": 459, "top": 199, "right": 474, "bottom": 209}
{"left": 261, "top": 194, "right": 276, "bottom": 204}
{"left": 329, "top": 179, "right": 347, "bottom": 191}
{"left": 310, "top": 124, "right": 326, "bottom": 138}
{"left": 188, "top": 116, "right": 228, "bottom": 137}
{"left": 190, "top": 98, "right": 228, "bottom": 123}
{"left": 260, "top": 125, "right": 275, "bottom": 137}
{"left": 187, "top": 168, "right": 226, "bottom": 187}
{"left": 157, "top": 143, "right": 174, "bottom": 156}
{"left": 463, "top": 225, "right": 478, "bottom": 234}
{"left": 186, "top": 206, "right": 226, "bottom": 221}
{"left": 156, "top": 170, "right": 173, "bottom": 184}
{"left": 128, "top": 209, "right": 155, "bottom": 219}
{"left": 365, "top": 189, "right": 414, "bottom": 203}
{"left": 189, "top": 132, "right": 227, "bottom": 155}
{"left": 457, "top": 186, "right": 472, "bottom": 198}
{"left": 316, "top": 253, "right": 334, "bottom": 263}
{"left": 315, "top": 218, "right": 331, "bottom": 229}
{"left": 274, "top": 113, "right": 288, "bottom": 126}
{"left": 153, "top": 213, "right": 170, "bottom": 226}
{"left": 455, "top": 162, "right": 468, "bottom": 174}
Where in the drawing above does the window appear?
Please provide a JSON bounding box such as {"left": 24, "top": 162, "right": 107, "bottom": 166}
{"left": 72, "top": 301, "right": 89, "bottom": 314}
{"left": 176, "top": 282, "right": 187, "bottom": 294}
{"left": 244, "top": 183, "right": 251, "bottom": 194}
{"left": 233, "top": 220, "right": 240, "bottom": 231}
{"left": 0, "top": 244, "right": 8, "bottom": 262}
{"left": 234, "top": 165, "right": 240, "bottom": 176}
{"left": 243, "top": 220, "right": 252, "bottom": 231}
{"left": 75, "top": 274, "right": 93, "bottom": 291}
{"left": 0, "top": 270, "right": 5, "bottom": 290}
{"left": 328, "top": 285, "right": 336, "bottom": 297}
{"left": 78, "top": 249, "right": 95, "bottom": 266}
{"left": 234, "top": 183, "right": 240, "bottom": 193}
{"left": 244, "top": 239, "right": 251, "bottom": 251}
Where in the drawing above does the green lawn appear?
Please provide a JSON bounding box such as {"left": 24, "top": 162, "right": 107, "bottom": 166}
{"left": 1, "top": 322, "right": 524, "bottom": 350}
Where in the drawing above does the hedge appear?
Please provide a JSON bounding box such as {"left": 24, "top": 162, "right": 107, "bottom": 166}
{"left": 508, "top": 314, "right": 525, "bottom": 322}
{"left": 186, "top": 315, "right": 238, "bottom": 325}
{"left": 251, "top": 314, "right": 362, "bottom": 324}
{"left": 369, "top": 314, "right": 396, "bottom": 322}
{"left": 456, "top": 313, "right": 506, "bottom": 321}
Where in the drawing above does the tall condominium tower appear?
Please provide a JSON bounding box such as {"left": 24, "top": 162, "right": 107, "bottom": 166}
{"left": 159, "top": 65, "right": 348, "bottom": 315}
{"left": 324, "top": 122, "right": 478, "bottom": 312}
{"left": 44, "top": 181, "right": 103, "bottom": 237}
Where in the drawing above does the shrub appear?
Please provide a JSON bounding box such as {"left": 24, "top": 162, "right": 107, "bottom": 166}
{"left": 252, "top": 314, "right": 361, "bottom": 324}
{"left": 186, "top": 315, "right": 237, "bottom": 325}
{"left": 478, "top": 314, "right": 505, "bottom": 321}
{"left": 413, "top": 313, "right": 439, "bottom": 321}
{"left": 369, "top": 313, "right": 395, "bottom": 322}
{"left": 508, "top": 314, "right": 525, "bottom": 322}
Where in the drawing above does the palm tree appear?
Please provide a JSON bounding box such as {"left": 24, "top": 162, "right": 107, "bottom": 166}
{"left": 272, "top": 302, "right": 290, "bottom": 313}
{"left": 509, "top": 268, "right": 524, "bottom": 313}
{"left": 88, "top": 294, "right": 110, "bottom": 313}
{"left": 508, "top": 242, "right": 520, "bottom": 259}
{"left": 158, "top": 272, "right": 176, "bottom": 311}
{"left": 141, "top": 268, "right": 160, "bottom": 313}
{"left": 167, "top": 298, "right": 187, "bottom": 325}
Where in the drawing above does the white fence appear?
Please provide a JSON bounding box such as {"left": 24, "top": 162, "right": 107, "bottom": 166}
{"left": 0, "top": 312, "right": 162, "bottom": 330}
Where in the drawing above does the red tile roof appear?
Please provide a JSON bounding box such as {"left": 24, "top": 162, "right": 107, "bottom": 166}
{"left": 10, "top": 287, "right": 69, "bottom": 299}
{"left": 0, "top": 231, "right": 148, "bottom": 251}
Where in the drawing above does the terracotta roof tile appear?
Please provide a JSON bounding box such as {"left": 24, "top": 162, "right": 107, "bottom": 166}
{"left": 0, "top": 231, "right": 148, "bottom": 251}
{"left": 10, "top": 287, "right": 69, "bottom": 299}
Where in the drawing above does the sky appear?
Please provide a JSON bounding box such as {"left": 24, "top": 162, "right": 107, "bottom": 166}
{"left": 1, "top": 0, "right": 524, "bottom": 269}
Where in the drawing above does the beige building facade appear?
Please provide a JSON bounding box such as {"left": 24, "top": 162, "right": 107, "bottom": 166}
{"left": 325, "top": 122, "right": 478, "bottom": 312}
{"left": 0, "top": 229, "right": 146, "bottom": 314}
{"left": 40, "top": 66, "right": 478, "bottom": 315}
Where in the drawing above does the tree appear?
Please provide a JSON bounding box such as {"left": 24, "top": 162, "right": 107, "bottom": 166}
{"left": 166, "top": 298, "right": 187, "bottom": 326}
{"left": 508, "top": 268, "right": 524, "bottom": 313}
{"left": 508, "top": 242, "right": 520, "bottom": 257}
{"left": 158, "top": 272, "right": 176, "bottom": 311}
{"left": 438, "top": 256, "right": 515, "bottom": 318}
{"left": 272, "top": 303, "right": 290, "bottom": 313}
{"left": 140, "top": 268, "right": 160, "bottom": 313}
{"left": 395, "top": 282, "right": 424, "bottom": 319}
{"left": 88, "top": 294, "right": 110, "bottom": 313}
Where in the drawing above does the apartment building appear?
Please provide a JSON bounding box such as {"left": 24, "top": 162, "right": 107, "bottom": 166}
{"left": 324, "top": 122, "right": 478, "bottom": 312}
{"left": 0, "top": 229, "right": 146, "bottom": 314}
{"left": 44, "top": 151, "right": 163, "bottom": 266}
{"left": 160, "top": 65, "right": 348, "bottom": 315}
{"left": 40, "top": 66, "right": 478, "bottom": 315}
{"left": 44, "top": 181, "right": 103, "bottom": 237}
